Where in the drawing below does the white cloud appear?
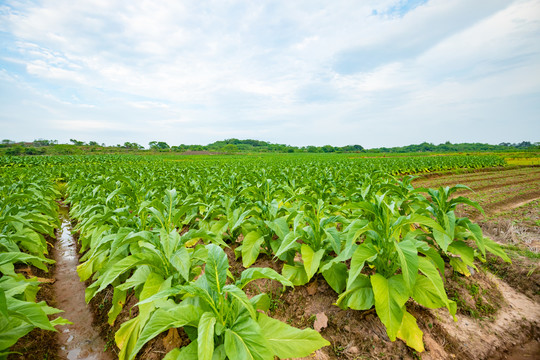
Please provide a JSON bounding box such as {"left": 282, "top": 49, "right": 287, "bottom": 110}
{"left": 0, "top": 0, "right": 539, "bottom": 147}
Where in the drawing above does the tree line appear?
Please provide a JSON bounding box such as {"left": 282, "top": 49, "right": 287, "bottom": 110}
{"left": 1, "top": 138, "right": 538, "bottom": 156}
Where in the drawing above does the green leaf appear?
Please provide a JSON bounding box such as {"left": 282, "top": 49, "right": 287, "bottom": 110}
{"left": 223, "top": 284, "right": 257, "bottom": 320}
{"left": 448, "top": 241, "right": 476, "bottom": 269}
{"left": 250, "top": 294, "right": 270, "bottom": 312}
{"left": 274, "top": 232, "right": 298, "bottom": 258}
{"left": 241, "top": 231, "right": 265, "bottom": 268}
{"left": 205, "top": 244, "right": 229, "bottom": 294}
{"left": 433, "top": 228, "right": 452, "bottom": 253}
{"left": 94, "top": 253, "right": 163, "bottom": 296}
{"left": 395, "top": 240, "right": 418, "bottom": 291}
{"left": 170, "top": 246, "right": 191, "bottom": 282}
{"left": 301, "top": 244, "right": 324, "bottom": 280}
{"left": 451, "top": 256, "right": 471, "bottom": 276}
{"left": 265, "top": 217, "right": 290, "bottom": 240}
{"left": 224, "top": 315, "right": 272, "bottom": 360}
{"left": 418, "top": 247, "right": 445, "bottom": 277}
{"left": 371, "top": 274, "right": 408, "bottom": 341}
{"left": 0, "top": 252, "right": 52, "bottom": 272}
{"left": 163, "top": 348, "right": 182, "bottom": 360}
{"left": 483, "top": 237, "right": 511, "bottom": 263}
{"left": 5, "top": 298, "right": 57, "bottom": 332}
{"left": 336, "top": 274, "right": 373, "bottom": 310}
{"left": 258, "top": 313, "right": 330, "bottom": 358}
{"left": 116, "top": 317, "right": 141, "bottom": 360}
{"left": 397, "top": 310, "right": 424, "bottom": 352}
{"left": 347, "top": 243, "right": 377, "bottom": 289}
{"left": 167, "top": 341, "right": 198, "bottom": 359}
{"left": 237, "top": 267, "right": 293, "bottom": 289}
{"left": 108, "top": 287, "right": 127, "bottom": 325}
{"left": 198, "top": 312, "right": 216, "bottom": 360}
{"left": 0, "top": 289, "right": 7, "bottom": 318}
{"left": 282, "top": 263, "right": 308, "bottom": 286}
{"left": 128, "top": 303, "right": 202, "bottom": 360}
{"left": 321, "top": 262, "right": 347, "bottom": 294}
{"left": 415, "top": 257, "right": 455, "bottom": 317}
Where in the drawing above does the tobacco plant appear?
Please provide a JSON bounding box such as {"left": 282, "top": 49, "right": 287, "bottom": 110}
{"left": 122, "top": 244, "right": 329, "bottom": 360}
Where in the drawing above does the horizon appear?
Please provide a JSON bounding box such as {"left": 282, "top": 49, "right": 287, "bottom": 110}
{"left": 1, "top": 1, "right": 539, "bottom": 147}
{"left": 3, "top": 137, "right": 537, "bottom": 151}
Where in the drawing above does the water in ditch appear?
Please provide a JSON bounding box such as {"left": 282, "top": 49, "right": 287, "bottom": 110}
{"left": 53, "top": 203, "right": 114, "bottom": 360}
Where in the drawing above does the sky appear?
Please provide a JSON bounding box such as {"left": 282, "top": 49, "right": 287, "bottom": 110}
{"left": 0, "top": 0, "right": 539, "bottom": 148}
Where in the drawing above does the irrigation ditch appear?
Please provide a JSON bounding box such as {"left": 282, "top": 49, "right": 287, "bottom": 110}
{"left": 52, "top": 203, "right": 113, "bottom": 360}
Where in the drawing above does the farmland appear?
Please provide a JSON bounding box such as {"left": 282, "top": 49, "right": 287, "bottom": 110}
{"left": 1, "top": 153, "right": 539, "bottom": 359}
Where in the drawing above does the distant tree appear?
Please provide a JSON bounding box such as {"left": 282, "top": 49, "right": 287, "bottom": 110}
{"left": 123, "top": 142, "right": 143, "bottom": 149}
{"left": 515, "top": 141, "right": 532, "bottom": 148}
{"left": 33, "top": 139, "right": 58, "bottom": 147}
{"left": 321, "top": 145, "right": 335, "bottom": 153}
{"left": 24, "top": 147, "right": 45, "bottom": 155}
{"left": 149, "top": 141, "right": 170, "bottom": 150}
{"left": 223, "top": 144, "right": 238, "bottom": 153}
{"left": 88, "top": 141, "right": 99, "bottom": 146}
{"left": 5, "top": 145, "right": 24, "bottom": 155}
{"left": 0, "top": 139, "right": 15, "bottom": 148}
{"left": 307, "top": 146, "right": 319, "bottom": 153}
{"left": 70, "top": 139, "right": 85, "bottom": 146}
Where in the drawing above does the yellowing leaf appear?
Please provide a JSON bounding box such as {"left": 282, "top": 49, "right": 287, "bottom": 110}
{"left": 397, "top": 310, "right": 424, "bottom": 352}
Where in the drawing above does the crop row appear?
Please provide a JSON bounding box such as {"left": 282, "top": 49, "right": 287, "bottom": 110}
{"left": 0, "top": 172, "right": 70, "bottom": 358}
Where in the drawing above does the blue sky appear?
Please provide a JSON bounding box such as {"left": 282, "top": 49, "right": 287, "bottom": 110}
{"left": 1, "top": 0, "right": 539, "bottom": 148}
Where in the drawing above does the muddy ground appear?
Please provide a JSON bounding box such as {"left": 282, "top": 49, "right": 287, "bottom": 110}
{"left": 10, "top": 165, "right": 540, "bottom": 359}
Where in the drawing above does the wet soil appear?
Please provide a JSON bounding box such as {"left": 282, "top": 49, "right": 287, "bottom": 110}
{"left": 52, "top": 203, "right": 114, "bottom": 360}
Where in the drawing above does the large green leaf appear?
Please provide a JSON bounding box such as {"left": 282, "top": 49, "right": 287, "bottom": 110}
{"left": 395, "top": 240, "right": 418, "bottom": 291}
{"left": 241, "top": 231, "right": 265, "bottom": 268}
{"left": 448, "top": 241, "right": 476, "bottom": 269}
{"left": 205, "top": 244, "right": 228, "bottom": 294}
{"left": 223, "top": 285, "right": 257, "bottom": 320}
{"left": 415, "top": 257, "right": 455, "bottom": 317}
{"left": 237, "top": 267, "right": 293, "bottom": 289}
{"left": 224, "top": 315, "right": 272, "bottom": 360}
{"left": 198, "top": 312, "right": 216, "bottom": 360}
{"left": 347, "top": 243, "right": 377, "bottom": 289}
{"left": 169, "top": 246, "right": 191, "bottom": 282}
{"left": 274, "top": 232, "right": 298, "bottom": 258}
{"left": 108, "top": 287, "right": 127, "bottom": 325}
{"left": 258, "top": 312, "right": 329, "bottom": 358}
{"left": 336, "top": 274, "right": 373, "bottom": 310}
{"left": 128, "top": 303, "right": 202, "bottom": 360}
{"left": 301, "top": 244, "right": 324, "bottom": 280}
{"left": 5, "top": 298, "right": 57, "bottom": 332}
{"left": 321, "top": 262, "right": 347, "bottom": 294}
{"left": 94, "top": 253, "right": 163, "bottom": 296}
{"left": 371, "top": 274, "right": 408, "bottom": 341}
{"left": 282, "top": 264, "right": 308, "bottom": 286}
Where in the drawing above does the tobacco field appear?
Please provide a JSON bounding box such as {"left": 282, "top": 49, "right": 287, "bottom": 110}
{"left": 2, "top": 153, "right": 539, "bottom": 360}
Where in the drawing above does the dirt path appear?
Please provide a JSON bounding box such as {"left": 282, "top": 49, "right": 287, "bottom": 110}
{"left": 53, "top": 203, "right": 114, "bottom": 360}
{"left": 424, "top": 274, "right": 540, "bottom": 360}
